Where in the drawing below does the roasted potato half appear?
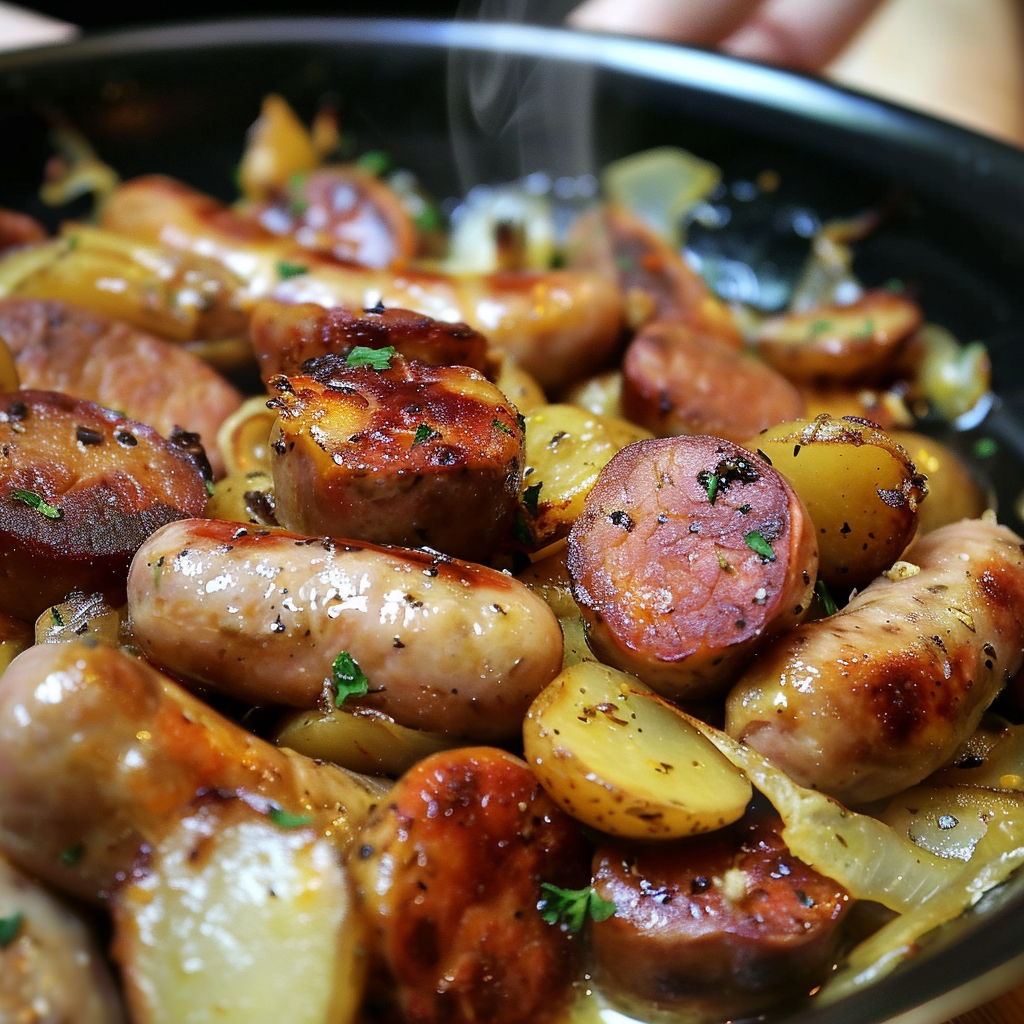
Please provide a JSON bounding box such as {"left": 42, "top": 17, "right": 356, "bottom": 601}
{"left": 748, "top": 414, "right": 927, "bottom": 592}
{"left": 111, "top": 796, "right": 365, "bottom": 1024}
{"left": 520, "top": 403, "right": 650, "bottom": 548}
{"left": 523, "top": 661, "right": 752, "bottom": 839}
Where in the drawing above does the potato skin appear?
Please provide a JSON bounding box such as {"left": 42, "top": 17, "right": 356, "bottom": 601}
{"left": 127, "top": 518, "right": 564, "bottom": 741}
{"left": 0, "top": 640, "right": 384, "bottom": 903}
{"left": 0, "top": 389, "right": 209, "bottom": 620}
{"left": 622, "top": 317, "right": 805, "bottom": 442}
{"left": 748, "top": 415, "right": 927, "bottom": 592}
{"left": 567, "top": 435, "right": 817, "bottom": 700}
{"left": 268, "top": 354, "right": 523, "bottom": 562}
{"left": 726, "top": 517, "right": 1024, "bottom": 804}
{"left": 0, "top": 297, "right": 242, "bottom": 477}
{"left": 349, "top": 747, "right": 590, "bottom": 1024}
{"left": 250, "top": 299, "right": 493, "bottom": 383}
{"left": 590, "top": 813, "right": 852, "bottom": 1020}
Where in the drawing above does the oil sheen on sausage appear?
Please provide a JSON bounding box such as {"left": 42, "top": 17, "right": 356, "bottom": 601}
{"left": 127, "top": 518, "right": 563, "bottom": 741}
{"left": 725, "top": 516, "right": 1024, "bottom": 804}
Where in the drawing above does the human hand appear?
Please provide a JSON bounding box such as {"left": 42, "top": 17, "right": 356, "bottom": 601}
{"left": 566, "top": 0, "right": 887, "bottom": 70}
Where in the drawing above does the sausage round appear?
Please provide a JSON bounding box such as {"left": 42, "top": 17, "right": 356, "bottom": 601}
{"left": 590, "top": 812, "right": 852, "bottom": 1020}
{"left": 0, "top": 389, "right": 209, "bottom": 620}
{"left": 566, "top": 435, "right": 817, "bottom": 700}
{"left": 349, "top": 746, "right": 590, "bottom": 1024}
{"left": 127, "top": 518, "right": 564, "bottom": 741}
{"left": 621, "top": 316, "right": 805, "bottom": 442}
{"left": 725, "top": 516, "right": 1024, "bottom": 804}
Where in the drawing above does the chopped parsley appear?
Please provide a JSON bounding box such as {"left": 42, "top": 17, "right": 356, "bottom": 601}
{"left": 345, "top": 345, "right": 395, "bottom": 370}
{"left": 414, "top": 203, "right": 444, "bottom": 232}
{"left": 205, "top": 479, "right": 216, "bottom": 497}
{"left": 697, "top": 470, "right": 719, "bottom": 505}
{"left": 815, "top": 578, "right": 838, "bottom": 616}
{"left": 538, "top": 883, "right": 615, "bottom": 934}
{"left": 10, "top": 488, "right": 62, "bottom": 520}
{"left": 331, "top": 650, "right": 369, "bottom": 705}
{"left": 973, "top": 437, "right": 998, "bottom": 459}
{"left": 267, "top": 806, "right": 314, "bottom": 830}
{"left": 744, "top": 530, "right": 776, "bottom": 561}
{"left": 0, "top": 912, "right": 23, "bottom": 948}
{"left": 412, "top": 423, "right": 439, "bottom": 447}
{"left": 855, "top": 317, "right": 876, "bottom": 340}
{"left": 492, "top": 418, "right": 514, "bottom": 436}
{"left": 512, "top": 511, "right": 533, "bottom": 546}
{"left": 51, "top": 606, "right": 64, "bottom": 628}
{"left": 807, "top": 318, "right": 834, "bottom": 338}
{"left": 522, "top": 482, "right": 543, "bottom": 516}
{"left": 276, "top": 260, "right": 309, "bottom": 280}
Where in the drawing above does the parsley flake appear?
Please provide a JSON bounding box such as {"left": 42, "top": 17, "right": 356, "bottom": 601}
{"left": 276, "top": 260, "right": 309, "bottom": 280}
{"left": 413, "top": 423, "right": 439, "bottom": 447}
{"left": 331, "top": 650, "right": 369, "bottom": 705}
{"left": 357, "top": 149, "right": 393, "bottom": 177}
{"left": 808, "top": 318, "right": 834, "bottom": 339}
{"left": 51, "top": 606, "right": 64, "bottom": 628}
{"left": 345, "top": 345, "right": 395, "bottom": 370}
{"left": 268, "top": 806, "right": 314, "bottom": 830}
{"left": 0, "top": 912, "right": 23, "bottom": 948}
{"left": 538, "top": 883, "right": 615, "bottom": 934}
{"left": 10, "top": 488, "right": 62, "bottom": 520}
{"left": 745, "top": 530, "right": 776, "bottom": 561}
{"left": 973, "top": 437, "right": 998, "bottom": 459}
{"left": 522, "top": 482, "right": 542, "bottom": 516}
{"left": 60, "top": 841, "right": 84, "bottom": 868}
{"left": 492, "top": 418, "right": 514, "bottom": 435}
{"left": 697, "top": 470, "right": 719, "bottom": 505}
{"left": 512, "top": 511, "right": 533, "bottom": 546}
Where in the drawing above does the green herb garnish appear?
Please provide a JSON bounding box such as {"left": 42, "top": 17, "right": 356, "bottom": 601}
{"left": 268, "top": 806, "right": 314, "bottom": 830}
{"left": 697, "top": 470, "right": 719, "bottom": 505}
{"left": 345, "top": 345, "right": 395, "bottom": 371}
{"left": 331, "top": 650, "right": 369, "bottom": 705}
{"left": 973, "top": 437, "right": 998, "bottom": 459}
{"left": 413, "top": 423, "right": 438, "bottom": 447}
{"left": 60, "top": 842, "right": 84, "bottom": 868}
{"left": 414, "top": 203, "right": 444, "bottom": 232}
{"left": 538, "top": 883, "right": 615, "bottom": 934}
{"left": 205, "top": 479, "right": 216, "bottom": 497}
{"left": 51, "top": 606, "right": 64, "bottom": 628}
{"left": 744, "top": 530, "right": 776, "bottom": 561}
{"left": 512, "top": 511, "right": 533, "bottom": 546}
{"left": 492, "top": 418, "right": 514, "bottom": 436}
{"left": 808, "top": 318, "right": 834, "bottom": 338}
{"left": 276, "top": 260, "right": 309, "bottom": 280}
{"left": 10, "top": 488, "right": 62, "bottom": 520}
{"left": 0, "top": 913, "right": 23, "bottom": 948}
{"left": 357, "top": 149, "right": 393, "bottom": 177}
{"left": 815, "top": 579, "right": 838, "bottom": 616}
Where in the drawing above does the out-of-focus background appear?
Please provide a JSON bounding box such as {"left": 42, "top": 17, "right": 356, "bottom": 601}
{"left": 2, "top": 0, "right": 1023, "bottom": 147}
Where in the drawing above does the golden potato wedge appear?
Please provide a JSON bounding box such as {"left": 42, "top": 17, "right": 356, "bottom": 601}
{"left": 111, "top": 796, "right": 364, "bottom": 1024}
{"left": 520, "top": 403, "right": 651, "bottom": 548}
{"left": 523, "top": 661, "right": 752, "bottom": 839}
{"left": 34, "top": 592, "right": 127, "bottom": 648}
{"left": 893, "top": 431, "right": 988, "bottom": 533}
{"left": 561, "top": 369, "right": 625, "bottom": 420}
{"left": 217, "top": 394, "right": 278, "bottom": 476}
{"left": 748, "top": 414, "right": 927, "bottom": 591}
{"left": 495, "top": 356, "right": 548, "bottom": 413}
{"left": 273, "top": 704, "right": 460, "bottom": 778}
{"left": 754, "top": 289, "right": 922, "bottom": 384}
{"left": 204, "top": 469, "right": 277, "bottom": 526}
{"left": 9, "top": 225, "right": 247, "bottom": 343}
{"left": 236, "top": 94, "right": 321, "bottom": 203}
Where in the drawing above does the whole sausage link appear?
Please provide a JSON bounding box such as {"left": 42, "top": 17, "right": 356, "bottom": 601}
{"left": 127, "top": 518, "right": 564, "bottom": 741}
{"left": 725, "top": 516, "right": 1024, "bottom": 804}
{"left": 0, "top": 639, "right": 385, "bottom": 903}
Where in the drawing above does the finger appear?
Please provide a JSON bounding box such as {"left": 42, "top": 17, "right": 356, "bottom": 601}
{"left": 720, "top": 0, "right": 888, "bottom": 69}
{"left": 566, "top": 0, "right": 768, "bottom": 48}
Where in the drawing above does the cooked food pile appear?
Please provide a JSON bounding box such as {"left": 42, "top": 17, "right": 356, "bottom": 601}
{"left": 0, "top": 96, "right": 1022, "bottom": 1024}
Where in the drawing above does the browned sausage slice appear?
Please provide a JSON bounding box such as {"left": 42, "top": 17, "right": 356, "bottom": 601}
{"left": 590, "top": 812, "right": 852, "bottom": 1020}
{"left": 250, "top": 299, "right": 493, "bottom": 383}
{"left": 268, "top": 352, "right": 523, "bottom": 561}
{"left": 349, "top": 746, "right": 590, "bottom": 1024}
{"left": 0, "top": 298, "right": 242, "bottom": 478}
{"left": 566, "top": 435, "right": 817, "bottom": 700}
{"left": 622, "top": 317, "right": 805, "bottom": 442}
{"left": 0, "top": 389, "right": 209, "bottom": 620}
